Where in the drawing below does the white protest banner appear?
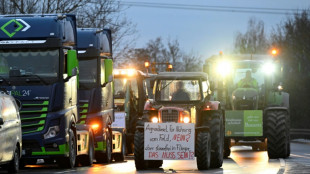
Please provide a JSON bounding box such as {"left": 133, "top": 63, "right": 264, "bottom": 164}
{"left": 112, "top": 112, "right": 126, "bottom": 128}
{"left": 144, "top": 123, "right": 195, "bottom": 160}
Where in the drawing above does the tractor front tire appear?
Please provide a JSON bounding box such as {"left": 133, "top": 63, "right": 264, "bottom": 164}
{"left": 266, "top": 110, "right": 289, "bottom": 159}
{"left": 196, "top": 132, "right": 211, "bottom": 170}
{"left": 208, "top": 111, "right": 224, "bottom": 168}
{"left": 134, "top": 130, "right": 147, "bottom": 170}
{"left": 223, "top": 138, "right": 231, "bottom": 158}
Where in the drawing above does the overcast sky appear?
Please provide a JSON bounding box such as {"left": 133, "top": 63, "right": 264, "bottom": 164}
{"left": 121, "top": 0, "right": 310, "bottom": 60}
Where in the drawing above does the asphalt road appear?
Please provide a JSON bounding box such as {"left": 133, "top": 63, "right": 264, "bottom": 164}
{"left": 0, "top": 142, "right": 309, "bottom": 174}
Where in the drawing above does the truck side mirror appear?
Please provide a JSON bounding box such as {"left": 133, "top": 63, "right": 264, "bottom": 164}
{"left": 67, "top": 50, "right": 78, "bottom": 77}
{"left": 0, "top": 118, "right": 4, "bottom": 125}
{"left": 104, "top": 59, "right": 113, "bottom": 83}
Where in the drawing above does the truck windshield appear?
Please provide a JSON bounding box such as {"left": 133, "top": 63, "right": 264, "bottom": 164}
{"left": 0, "top": 49, "right": 59, "bottom": 79}
{"left": 156, "top": 79, "right": 202, "bottom": 101}
{"left": 79, "top": 59, "right": 97, "bottom": 89}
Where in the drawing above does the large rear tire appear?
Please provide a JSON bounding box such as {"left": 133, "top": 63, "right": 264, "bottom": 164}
{"left": 266, "top": 110, "right": 289, "bottom": 159}
{"left": 196, "top": 132, "right": 211, "bottom": 170}
{"left": 208, "top": 111, "right": 224, "bottom": 168}
{"left": 134, "top": 130, "right": 147, "bottom": 170}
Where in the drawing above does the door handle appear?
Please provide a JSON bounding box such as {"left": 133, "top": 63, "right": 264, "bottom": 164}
{"left": 69, "top": 98, "right": 72, "bottom": 103}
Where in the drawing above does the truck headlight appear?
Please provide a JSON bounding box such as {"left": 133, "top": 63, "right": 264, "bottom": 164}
{"left": 44, "top": 126, "right": 60, "bottom": 139}
{"left": 151, "top": 116, "right": 159, "bottom": 123}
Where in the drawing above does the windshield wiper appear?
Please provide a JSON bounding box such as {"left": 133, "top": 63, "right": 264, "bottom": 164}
{"left": 159, "top": 80, "right": 175, "bottom": 91}
{"left": 0, "top": 76, "right": 11, "bottom": 86}
{"left": 23, "top": 74, "right": 48, "bottom": 85}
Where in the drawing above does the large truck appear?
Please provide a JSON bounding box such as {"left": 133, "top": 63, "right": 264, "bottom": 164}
{"left": 113, "top": 69, "right": 155, "bottom": 154}
{"left": 76, "top": 28, "right": 122, "bottom": 163}
{"left": 0, "top": 14, "right": 94, "bottom": 168}
{"left": 203, "top": 53, "right": 290, "bottom": 158}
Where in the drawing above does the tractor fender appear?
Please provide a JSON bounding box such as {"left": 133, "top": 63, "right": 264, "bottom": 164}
{"left": 264, "top": 106, "right": 289, "bottom": 115}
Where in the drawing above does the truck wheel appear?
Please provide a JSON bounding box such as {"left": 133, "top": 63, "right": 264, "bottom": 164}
{"left": 114, "top": 130, "right": 126, "bottom": 162}
{"left": 59, "top": 128, "right": 76, "bottom": 168}
{"left": 209, "top": 111, "right": 224, "bottom": 168}
{"left": 196, "top": 132, "right": 211, "bottom": 170}
{"left": 266, "top": 110, "right": 289, "bottom": 159}
{"left": 148, "top": 160, "right": 163, "bottom": 168}
{"left": 134, "top": 130, "right": 147, "bottom": 170}
{"left": 223, "top": 138, "right": 231, "bottom": 158}
{"left": 80, "top": 130, "right": 94, "bottom": 166}
{"left": 97, "top": 129, "right": 112, "bottom": 163}
{"left": 8, "top": 146, "right": 19, "bottom": 173}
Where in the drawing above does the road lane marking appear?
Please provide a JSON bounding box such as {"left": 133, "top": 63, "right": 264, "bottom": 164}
{"left": 291, "top": 154, "right": 310, "bottom": 159}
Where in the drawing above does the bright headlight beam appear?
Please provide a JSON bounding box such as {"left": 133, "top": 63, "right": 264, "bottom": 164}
{"left": 217, "top": 61, "right": 232, "bottom": 77}
{"left": 262, "top": 62, "right": 275, "bottom": 75}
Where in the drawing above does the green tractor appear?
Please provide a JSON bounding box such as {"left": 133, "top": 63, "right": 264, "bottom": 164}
{"left": 203, "top": 53, "right": 290, "bottom": 159}
{"left": 112, "top": 69, "right": 155, "bottom": 154}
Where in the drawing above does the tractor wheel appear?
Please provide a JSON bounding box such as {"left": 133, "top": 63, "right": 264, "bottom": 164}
{"left": 266, "top": 110, "right": 289, "bottom": 159}
{"left": 223, "top": 138, "right": 231, "bottom": 158}
{"left": 134, "top": 130, "right": 147, "bottom": 170}
{"left": 208, "top": 111, "right": 224, "bottom": 168}
{"left": 196, "top": 132, "right": 211, "bottom": 170}
{"left": 148, "top": 160, "right": 163, "bottom": 168}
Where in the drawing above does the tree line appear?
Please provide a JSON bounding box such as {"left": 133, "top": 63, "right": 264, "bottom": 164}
{"left": 234, "top": 10, "right": 310, "bottom": 129}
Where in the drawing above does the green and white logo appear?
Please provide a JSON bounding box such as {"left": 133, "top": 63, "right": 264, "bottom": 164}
{"left": 0, "top": 19, "right": 30, "bottom": 38}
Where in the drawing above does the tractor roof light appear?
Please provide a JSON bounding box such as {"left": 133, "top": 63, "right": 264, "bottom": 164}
{"left": 216, "top": 61, "right": 232, "bottom": 77}
{"left": 113, "top": 68, "right": 137, "bottom": 77}
{"left": 145, "top": 61, "right": 150, "bottom": 68}
{"left": 271, "top": 49, "right": 278, "bottom": 56}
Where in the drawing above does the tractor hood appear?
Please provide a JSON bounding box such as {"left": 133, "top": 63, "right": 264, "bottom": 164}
{"left": 231, "top": 88, "right": 259, "bottom": 110}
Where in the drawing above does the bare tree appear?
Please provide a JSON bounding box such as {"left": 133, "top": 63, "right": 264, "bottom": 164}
{"left": 234, "top": 17, "right": 269, "bottom": 54}
{"left": 182, "top": 51, "right": 202, "bottom": 72}
{"left": 167, "top": 38, "right": 182, "bottom": 71}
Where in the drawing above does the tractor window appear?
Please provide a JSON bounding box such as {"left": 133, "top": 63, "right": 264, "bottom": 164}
{"left": 131, "top": 79, "right": 139, "bottom": 99}
{"left": 114, "top": 78, "right": 126, "bottom": 99}
{"left": 156, "top": 80, "right": 201, "bottom": 101}
{"left": 202, "top": 81, "right": 209, "bottom": 98}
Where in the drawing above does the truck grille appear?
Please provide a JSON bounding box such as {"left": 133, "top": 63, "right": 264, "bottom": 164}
{"left": 161, "top": 109, "right": 179, "bottom": 123}
{"left": 20, "top": 100, "right": 49, "bottom": 135}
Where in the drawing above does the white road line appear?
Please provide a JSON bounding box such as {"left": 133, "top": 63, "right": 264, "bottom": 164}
{"left": 55, "top": 170, "right": 76, "bottom": 174}
{"left": 280, "top": 158, "right": 285, "bottom": 167}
